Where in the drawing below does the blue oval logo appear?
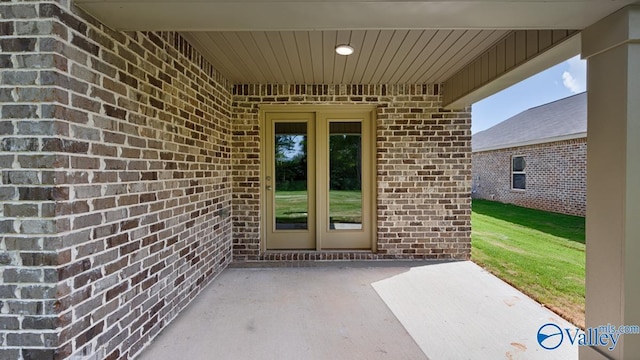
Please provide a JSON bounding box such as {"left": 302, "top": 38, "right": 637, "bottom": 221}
{"left": 537, "top": 323, "right": 564, "bottom": 350}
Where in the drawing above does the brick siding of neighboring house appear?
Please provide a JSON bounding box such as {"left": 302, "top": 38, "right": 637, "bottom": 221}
{"left": 472, "top": 138, "right": 587, "bottom": 217}
{"left": 0, "top": 1, "right": 472, "bottom": 359}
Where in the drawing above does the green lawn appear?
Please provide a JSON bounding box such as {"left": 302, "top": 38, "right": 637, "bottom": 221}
{"left": 329, "top": 190, "right": 362, "bottom": 223}
{"left": 472, "top": 199, "right": 586, "bottom": 328}
{"left": 275, "top": 190, "right": 309, "bottom": 223}
{"left": 275, "top": 190, "right": 362, "bottom": 223}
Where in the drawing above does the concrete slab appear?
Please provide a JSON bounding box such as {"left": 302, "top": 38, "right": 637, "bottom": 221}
{"left": 371, "top": 261, "right": 578, "bottom": 359}
{"left": 137, "top": 264, "right": 428, "bottom": 360}
{"left": 137, "top": 261, "right": 579, "bottom": 360}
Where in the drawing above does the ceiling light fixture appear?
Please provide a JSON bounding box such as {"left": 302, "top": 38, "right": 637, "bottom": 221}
{"left": 335, "top": 44, "right": 354, "bottom": 56}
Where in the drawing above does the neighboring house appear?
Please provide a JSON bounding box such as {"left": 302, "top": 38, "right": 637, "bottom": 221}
{"left": 472, "top": 92, "right": 587, "bottom": 216}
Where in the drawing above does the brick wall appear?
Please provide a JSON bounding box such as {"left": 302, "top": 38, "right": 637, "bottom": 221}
{"left": 1, "top": 1, "right": 473, "bottom": 358}
{"left": 232, "top": 84, "right": 472, "bottom": 261}
{"left": 1, "top": 2, "right": 233, "bottom": 359}
{"left": 472, "top": 138, "right": 587, "bottom": 216}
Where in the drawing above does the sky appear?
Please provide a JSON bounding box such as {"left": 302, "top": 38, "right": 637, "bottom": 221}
{"left": 471, "top": 55, "right": 586, "bottom": 134}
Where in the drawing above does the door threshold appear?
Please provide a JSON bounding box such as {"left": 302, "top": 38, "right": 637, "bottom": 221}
{"left": 229, "top": 256, "right": 455, "bottom": 268}
{"left": 258, "top": 250, "right": 378, "bottom": 262}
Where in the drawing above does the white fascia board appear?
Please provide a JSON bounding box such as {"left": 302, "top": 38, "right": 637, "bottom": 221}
{"left": 472, "top": 132, "right": 587, "bottom": 153}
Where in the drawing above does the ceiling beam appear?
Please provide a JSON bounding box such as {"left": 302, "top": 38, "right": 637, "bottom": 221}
{"left": 74, "top": 1, "right": 638, "bottom": 31}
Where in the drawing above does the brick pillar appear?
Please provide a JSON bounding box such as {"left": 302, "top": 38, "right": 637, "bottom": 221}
{"left": 1, "top": 2, "right": 69, "bottom": 359}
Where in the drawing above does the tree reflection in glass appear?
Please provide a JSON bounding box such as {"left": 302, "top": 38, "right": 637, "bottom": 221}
{"left": 274, "top": 123, "right": 308, "bottom": 230}
{"left": 329, "top": 122, "right": 362, "bottom": 230}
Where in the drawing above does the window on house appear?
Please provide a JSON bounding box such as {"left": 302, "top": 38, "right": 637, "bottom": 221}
{"left": 512, "top": 156, "right": 526, "bottom": 190}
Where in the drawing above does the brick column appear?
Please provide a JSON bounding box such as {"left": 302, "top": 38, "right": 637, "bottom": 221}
{"left": 1, "top": 2, "right": 69, "bottom": 359}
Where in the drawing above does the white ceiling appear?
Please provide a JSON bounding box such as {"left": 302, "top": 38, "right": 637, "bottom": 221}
{"left": 75, "top": 0, "right": 639, "bottom": 86}
{"left": 182, "top": 30, "right": 508, "bottom": 84}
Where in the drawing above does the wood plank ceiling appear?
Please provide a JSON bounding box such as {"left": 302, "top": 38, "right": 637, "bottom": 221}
{"left": 182, "top": 30, "right": 509, "bottom": 85}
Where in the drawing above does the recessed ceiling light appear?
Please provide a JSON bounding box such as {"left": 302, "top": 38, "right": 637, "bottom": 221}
{"left": 335, "top": 44, "right": 354, "bottom": 56}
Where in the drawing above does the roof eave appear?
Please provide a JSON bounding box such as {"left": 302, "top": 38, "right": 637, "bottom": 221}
{"left": 472, "top": 131, "right": 587, "bottom": 153}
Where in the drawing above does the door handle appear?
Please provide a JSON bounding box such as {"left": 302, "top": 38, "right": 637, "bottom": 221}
{"left": 266, "top": 185, "right": 272, "bottom": 191}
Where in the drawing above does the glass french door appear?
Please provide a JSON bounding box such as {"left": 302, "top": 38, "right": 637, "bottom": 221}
{"left": 264, "top": 109, "right": 374, "bottom": 250}
{"left": 265, "top": 113, "right": 316, "bottom": 249}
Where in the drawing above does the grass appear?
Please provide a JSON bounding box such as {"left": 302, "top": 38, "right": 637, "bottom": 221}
{"left": 275, "top": 190, "right": 309, "bottom": 223}
{"left": 472, "top": 199, "right": 586, "bottom": 328}
{"left": 329, "top": 190, "right": 362, "bottom": 223}
{"left": 275, "top": 190, "right": 362, "bottom": 223}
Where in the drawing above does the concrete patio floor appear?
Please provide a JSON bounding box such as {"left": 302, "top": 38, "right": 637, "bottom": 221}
{"left": 137, "top": 261, "right": 578, "bottom": 360}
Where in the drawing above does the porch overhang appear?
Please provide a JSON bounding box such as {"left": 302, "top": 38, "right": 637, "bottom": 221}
{"left": 75, "top": 0, "right": 638, "bottom": 106}
{"left": 75, "top": 0, "right": 637, "bottom": 32}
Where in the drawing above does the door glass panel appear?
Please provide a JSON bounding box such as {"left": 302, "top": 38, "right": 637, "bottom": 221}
{"left": 274, "top": 122, "right": 308, "bottom": 230}
{"left": 329, "top": 122, "right": 363, "bottom": 230}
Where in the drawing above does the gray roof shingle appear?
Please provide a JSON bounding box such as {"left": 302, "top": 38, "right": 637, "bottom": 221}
{"left": 472, "top": 92, "right": 587, "bottom": 152}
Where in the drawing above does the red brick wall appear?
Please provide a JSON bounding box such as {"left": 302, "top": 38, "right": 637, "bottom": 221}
{"left": 472, "top": 138, "right": 587, "bottom": 216}
{"left": 232, "top": 84, "right": 472, "bottom": 261}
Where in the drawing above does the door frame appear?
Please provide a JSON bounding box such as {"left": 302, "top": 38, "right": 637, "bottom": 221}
{"left": 259, "top": 105, "right": 378, "bottom": 252}
{"left": 264, "top": 112, "right": 316, "bottom": 250}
